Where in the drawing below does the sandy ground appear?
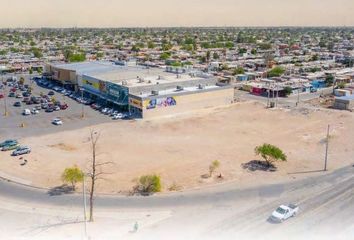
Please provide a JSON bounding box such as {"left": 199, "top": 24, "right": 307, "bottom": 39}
{"left": 0, "top": 101, "right": 353, "bottom": 194}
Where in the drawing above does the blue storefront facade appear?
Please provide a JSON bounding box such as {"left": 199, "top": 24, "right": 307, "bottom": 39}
{"left": 81, "top": 74, "right": 129, "bottom": 111}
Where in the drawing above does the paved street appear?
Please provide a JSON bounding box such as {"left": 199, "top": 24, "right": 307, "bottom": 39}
{"left": 0, "top": 165, "right": 352, "bottom": 239}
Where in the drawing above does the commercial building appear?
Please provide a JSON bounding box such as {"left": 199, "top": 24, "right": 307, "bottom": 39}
{"left": 333, "top": 95, "right": 354, "bottom": 110}
{"left": 45, "top": 61, "right": 235, "bottom": 119}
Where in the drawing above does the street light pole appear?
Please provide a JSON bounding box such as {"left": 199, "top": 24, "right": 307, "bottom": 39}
{"left": 324, "top": 124, "right": 330, "bottom": 171}
{"left": 2, "top": 77, "right": 8, "bottom": 116}
{"left": 82, "top": 175, "right": 88, "bottom": 239}
{"left": 81, "top": 88, "right": 85, "bottom": 119}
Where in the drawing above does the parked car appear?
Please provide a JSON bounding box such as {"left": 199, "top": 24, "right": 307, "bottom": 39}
{"left": 22, "top": 92, "right": 31, "bottom": 97}
{"left": 270, "top": 204, "right": 299, "bottom": 222}
{"left": 31, "top": 108, "right": 39, "bottom": 115}
{"left": 48, "top": 91, "right": 55, "bottom": 96}
{"left": 8, "top": 92, "right": 15, "bottom": 97}
{"left": 1, "top": 142, "right": 19, "bottom": 151}
{"left": 0, "top": 94, "right": 3, "bottom": 99}
{"left": 60, "top": 103, "right": 68, "bottom": 110}
{"left": 52, "top": 118, "right": 63, "bottom": 125}
{"left": 0, "top": 139, "right": 18, "bottom": 148}
{"left": 112, "top": 113, "right": 124, "bottom": 120}
{"left": 23, "top": 109, "right": 31, "bottom": 115}
{"left": 12, "top": 146, "right": 31, "bottom": 156}
{"left": 14, "top": 101, "right": 21, "bottom": 107}
{"left": 54, "top": 106, "right": 60, "bottom": 111}
{"left": 45, "top": 107, "right": 54, "bottom": 113}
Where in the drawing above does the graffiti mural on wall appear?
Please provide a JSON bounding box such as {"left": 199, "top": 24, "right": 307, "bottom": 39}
{"left": 146, "top": 97, "right": 177, "bottom": 110}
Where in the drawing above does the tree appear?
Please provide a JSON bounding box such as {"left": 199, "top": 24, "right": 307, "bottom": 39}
{"left": 213, "top": 52, "right": 219, "bottom": 60}
{"left": 283, "top": 86, "right": 293, "bottom": 97}
{"left": 147, "top": 41, "right": 155, "bottom": 49}
{"left": 268, "top": 66, "right": 285, "bottom": 78}
{"left": 238, "top": 48, "right": 247, "bottom": 55}
{"left": 69, "top": 53, "right": 86, "bottom": 62}
{"left": 137, "top": 174, "right": 162, "bottom": 193}
{"left": 209, "top": 160, "right": 220, "bottom": 177}
{"left": 325, "top": 74, "right": 334, "bottom": 87}
{"left": 337, "top": 82, "right": 345, "bottom": 89}
{"left": 19, "top": 77, "right": 25, "bottom": 85}
{"left": 160, "top": 52, "right": 171, "bottom": 60}
{"left": 61, "top": 166, "right": 84, "bottom": 190}
{"left": 251, "top": 49, "right": 257, "bottom": 55}
{"left": 29, "top": 68, "right": 33, "bottom": 75}
{"left": 87, "top": 130, "right": 113, "bottom": 222}
{"left": 254, "top": 144, "right": 287, "bottom": 167}
{"left": 206, "top": 51, "right": 211, "bottom": 63}
{"left": 233, "top": 67, "right": 245, "bottom": 75}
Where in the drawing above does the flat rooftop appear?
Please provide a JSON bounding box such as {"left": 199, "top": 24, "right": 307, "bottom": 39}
{"left": 137, "top": 85, "right": 222, "bottom": 98}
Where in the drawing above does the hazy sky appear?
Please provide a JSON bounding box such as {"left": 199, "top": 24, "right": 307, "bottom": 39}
{"left": 1, "top": 0, "right": 353, "bottom": 28}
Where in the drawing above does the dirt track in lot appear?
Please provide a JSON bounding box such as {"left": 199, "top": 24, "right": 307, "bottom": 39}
{"left": 0, "top": 101, "right": 353, "bottom": 194}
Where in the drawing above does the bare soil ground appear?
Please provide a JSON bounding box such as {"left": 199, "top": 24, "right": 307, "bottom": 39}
{"left": 0, "top": 101, "right": 353, "bottom": 194}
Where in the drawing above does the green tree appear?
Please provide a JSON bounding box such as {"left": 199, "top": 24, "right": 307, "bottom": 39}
{"left": 68, "top": 53, "right": 86, "bottom": 62}
{"left": 239, "top": 48, "right": 247, "bottom": 55}
{"left": 137, "top": 174, "right": 162, "bottom": 193}
{"left": 225, "top": 41, "right": 234, "bottom": 49}
{"left": 283, "top": 86, "right": 293, "bottom": 97}
{"left": 160, "top": 52, "right": 171, "bottom": 60}
{"left": 213, "top": 52, "right": 219, "bottom": 60}
{"left": 258, "top": 43, "right": 272, "bottom": 50}
{"left": 147, "top": 41, "right": 155, "bottom": 49}
{"left": 255, "top": 144, "right": 287, "bottom": 167}
{"left": 268, "top": 66, "right": 285, "bottom": 77}
{"left": 209, "top": 160, "right": 220, "bottom": 177}
{"left": 325, "top": 74, "right": 334, "bottom": 86}
{"left": 233, "top": 67, "right": 245, "bottom": 75}
{"left": 61, "top": 166, "right": 84, "bottom": 190}
{"left": 337, "top": 82, "right": 345, "bottom": 89}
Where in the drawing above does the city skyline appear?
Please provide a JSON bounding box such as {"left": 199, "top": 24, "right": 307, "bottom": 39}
{"left": 0, "top": 0, "right": 353, "bottom": 28}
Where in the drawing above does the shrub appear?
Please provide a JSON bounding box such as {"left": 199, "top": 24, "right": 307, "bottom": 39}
{"left": 137, "top": 174, "right": 162, "bottom": 194}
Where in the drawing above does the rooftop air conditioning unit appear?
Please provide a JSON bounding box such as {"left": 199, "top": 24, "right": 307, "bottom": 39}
{"left": 198, "top": 84, "right": 205, "bottom": 89}
{"left": 152, "top": 90, "right": 159, "bottom": 96}
{"left": 122, "top": 80, "right": 128, "bottom": 86}
{"left": 176, "top": 85, "right": 184, "bottom": 91}
{"left": 138, "top": 77, "right": 144, "bottom": 83}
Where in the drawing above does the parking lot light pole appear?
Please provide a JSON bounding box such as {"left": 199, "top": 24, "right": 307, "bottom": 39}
{"left": 2, "top": 79, "right": 8, "bottom": 117}
{"left": 80, "top": 88, "right": 85, "bottom": 119}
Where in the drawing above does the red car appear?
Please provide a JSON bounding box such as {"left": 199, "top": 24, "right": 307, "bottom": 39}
{"left": 0, "top": 94, "right": 3, "bottom": 99}
{"left": 60, "top": 104, "right": 68, "bottom": 110}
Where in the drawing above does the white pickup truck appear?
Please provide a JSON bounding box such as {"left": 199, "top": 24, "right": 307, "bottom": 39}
{"left": 270, "top": 204, "right": 299, "bottom": 222}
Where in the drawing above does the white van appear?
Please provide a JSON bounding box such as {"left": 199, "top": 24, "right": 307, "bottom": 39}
{"left": 23, "top": 109, "right": 31, "bottom": 116}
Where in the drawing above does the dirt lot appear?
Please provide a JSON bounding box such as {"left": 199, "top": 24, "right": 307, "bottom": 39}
{"left": 0, "top": 101, "right": 353, "bottom": 194}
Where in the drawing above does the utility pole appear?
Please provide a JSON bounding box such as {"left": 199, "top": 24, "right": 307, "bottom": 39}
{"left": 324, "top": 124, "right": 330, "bottom": 171}
{"left": 267, "top": 82, "right": 270, "bottom": 108}
{"left": 275, "top": 82, "right": 279, "bottom": 108}
{"left": 296, "top": 83, "right": 300, "bottom": 107}
{"left": 2, "top": 77, "right": 8, "bottom": 116}
{"left": 81, "top": 88, "right": 85, "bottom": 119}
{"left": 82, "top": 175, "right": 88, "bottom": 239}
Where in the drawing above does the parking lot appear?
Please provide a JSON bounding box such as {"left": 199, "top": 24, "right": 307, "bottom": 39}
{"left": 0, "top": 74, "right": 127, "bottom": 139}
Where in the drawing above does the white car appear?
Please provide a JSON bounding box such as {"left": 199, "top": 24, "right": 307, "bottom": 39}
{"left": 52, "top": 118, "right": 63, "bottom": 125}
{"left": 23, "top": 109, "right": 31, "bottom": 116}
{"left": 270, "top": 204, "right": 299, "bottom": 222}
{"left": 31, "top": 108, "right": 39, "bottom": 114}
{"left": 112, "top": 113, "right": 124, "bottom": 120}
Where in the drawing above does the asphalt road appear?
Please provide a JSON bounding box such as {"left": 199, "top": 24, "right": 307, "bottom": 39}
{"left": 0, "top": 165, "right": 353, "bottom": 239}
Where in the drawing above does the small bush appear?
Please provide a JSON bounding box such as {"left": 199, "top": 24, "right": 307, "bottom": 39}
{"left": 137, "top": 174, "right": 162, "bottom": 194}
